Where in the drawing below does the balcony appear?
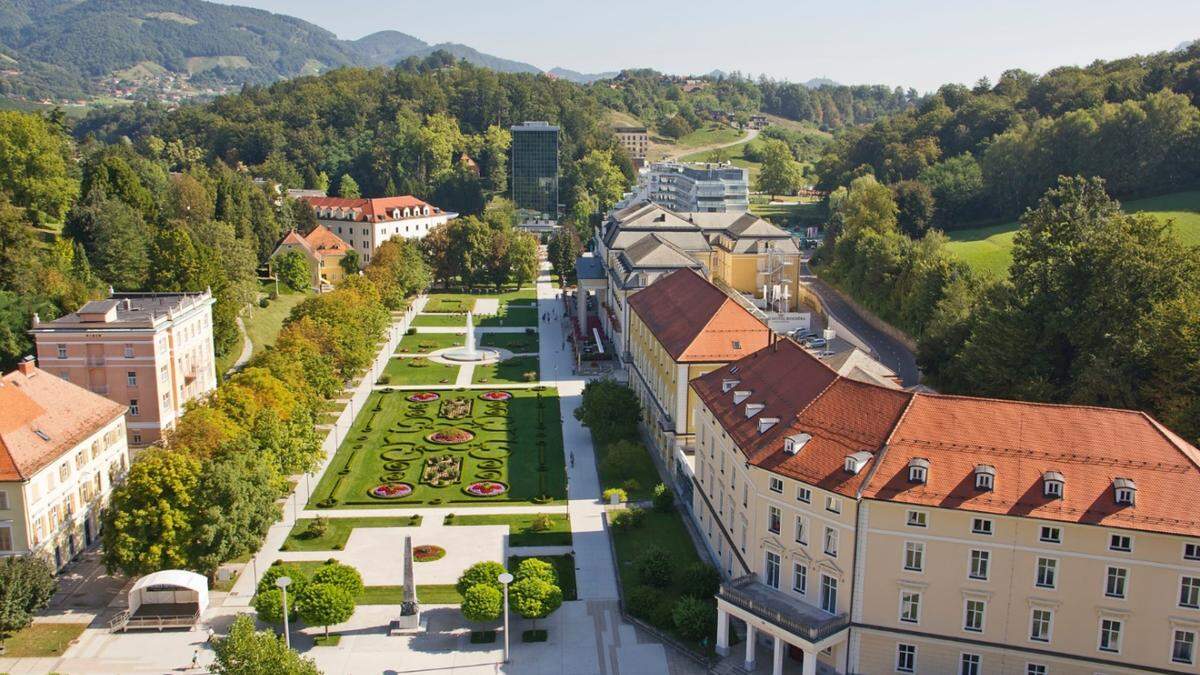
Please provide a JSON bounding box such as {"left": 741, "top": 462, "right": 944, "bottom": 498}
{"left": 718, "top": 574, "right": 849, "bottom": 644}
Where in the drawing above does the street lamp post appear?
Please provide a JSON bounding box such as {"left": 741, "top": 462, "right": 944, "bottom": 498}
{"left": 498, "top": 572, "right": 514, "bottom": 663}
{"left": 277, "top": 576, "right": 293, "bottom": 649}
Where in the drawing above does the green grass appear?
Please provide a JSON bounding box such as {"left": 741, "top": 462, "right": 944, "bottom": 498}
{"left": 675, "top": 125, "right": 746, "bottom": 149}
{"left": 216, "top": 287, "right": 310, "bottom": 374}
{"left": 0, "top": 623, "right": 88, "bottom": 657}
{"left": 427, "top": 288, "right": 538, "bottom": 310}
{"left": 446, "top": 513, "right": 572, "bottom": 546}
{"left": 479, "top": 332, "right": 539, "bottom": 353}
{"left": 477, "top": 306, "right": 538, "bottom": 328}
{"left": 509, "top": 554, "right": 578, "bottom": 600}
{"left": 312, "top": 634, "right": 342, "bottom": 646}
{"left": 282, "top": 516, "right": 422, "bottom": 551}
{"left": 397, "top": 332, "right": 466, "bottom": 353}
{"left": 380, "top": 358, "right": 460, "bottom": 386}
{"left": 261, "top": 561, "right": 462, "bottom": 604}
{"left": 680, "top": 137, "right": 764, "bottom": 181}
{"left": 412, "top": 313, "right": 467, "bottom": 327}
{"left": 309, "top": 387, "right": 566, "bottom": 508}
{"left": 472, "top": 355, "right": 540, "bottom": 384}
{"left": 596, "top": 439, "right": 660, "bottom": 501}
{"left": 945, "top": 190, "right": 1200, "bottom": 277}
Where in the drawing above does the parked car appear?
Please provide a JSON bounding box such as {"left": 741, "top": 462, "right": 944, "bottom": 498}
{"left": 804, "top": 337, "right": 827, "bottom": 349}
{"left": 791, "top": 328, "right": 816, "bottom": 340}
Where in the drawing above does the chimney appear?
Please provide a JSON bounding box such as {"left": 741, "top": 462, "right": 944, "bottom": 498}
{"left": 17, "top": 355, "right": 36, "bottom": 375}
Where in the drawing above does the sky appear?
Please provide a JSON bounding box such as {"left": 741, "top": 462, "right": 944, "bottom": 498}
{"left": 216, "top": 0, "right": 1200, "bottom": 91}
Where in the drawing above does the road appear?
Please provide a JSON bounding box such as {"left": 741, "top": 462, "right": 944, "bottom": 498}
{"left": 799, "top": 258, "right": 921, "bottom": 387}
{"left": 664, "top": 128, "right": 759, "bottom": 161}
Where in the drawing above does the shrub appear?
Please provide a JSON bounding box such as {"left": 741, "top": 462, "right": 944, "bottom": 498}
{"left": 311, "top": 562, "right": 364, "bottom": 596}
{"left": 672, "top": 596, "right": 717, "bottom": 641}
{"left": 252, "top": 587, "right": 294, "bottom": 625}
{"left": 680, "top": 563, "right": 721, "bottom": 599}
{"left": 268, "top": 290, "right": 279, "bottom": 300}
{"left": 610, "top": 507, "right": 645, "bottom": 531}
{"left": 406, "top": 328, "right": 416, "bottom": 335}
{"left": 524, "top": 327, "right": 535, "bottom": 335}
{"left": 460, "top": 583, "right": 502, "bottom": 623}
{"left": 599, "top": 440, "right": 648, "bottom": 482}
{"left": 378, "top": 374, "right": 391, "bottom": 385}
{"left": 602, "top": 487, "right": 628, "bottom": 504}
{"left": 625, "top": 585, "right": 663, "bottom": 621}
{"left": 514, "top": 558, "right": 557, "bottom": 585}
{"left": 635, "top": 547, "right": 673, "bottom": 588}
{"left": 621, "top": 478, "right": 641, "bottom": 494}
{"left": 257, "top": 564, "right": 309, "bottom": 596}
{"left": 652, "top": 483, "right": 674, "bottom": 513}
{"left": 305, "top": 517, "right": 329, "bottom": 539}
{"left": 529, "top": 514, "right": 554, "bottom": 531}
{"left": 455, "top": 561, "right": 507, "bottom": 597}
{"left": 258, "top": 297, "right": 270, "bottom": 309}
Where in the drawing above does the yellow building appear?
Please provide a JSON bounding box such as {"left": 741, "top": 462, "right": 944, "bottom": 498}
{"left": 687, "top": 339, "right": 1200, "bottom": 675}
{"left": 271, "top": 225, "right": 352, "bottom": 291}
{"left": 625, "top": 269, "right": 770, "bottom": 477}
{"left": 0, "top": 359, "right": 129, "bottom": 571}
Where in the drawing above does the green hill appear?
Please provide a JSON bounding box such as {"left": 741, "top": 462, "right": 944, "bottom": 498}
{"left": 946, "top": 191, "right": 1200, "bottom": 277}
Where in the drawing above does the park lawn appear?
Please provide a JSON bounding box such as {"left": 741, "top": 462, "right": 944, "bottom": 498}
{"left": 446, "top": 513, "right": 572, "bottom": 546}
{"left": 595, "top": 438, "right": 660, "bottom": 502}
{"left": 381, "top": 358, "right": 459, "bottom": 386}
{"left": 675, "top": 125, "right": 746, "bottom": 149}
{"left": 397, "top": 332, "right": 466, "bottom": 353}
{"left": 412, "top": 313, "right": 467, "bottom": 327}
{"left": 308, "top": 387, "right": 566, "bottom": 509}
{"left": 246, "top": 289, "right": 310, "bottom": 358}
{"left": 427, "top": 288, "right": 538, "bottom": 310}
{"left": 358, "top": 584, "right": 462, "bottom": 605}
{"left": 480, "top": 332, "right": 539, "bottom": 353}
{"left": 0, "top": 622, "right": 88, "bottom": 657}
{"left": 477, "top": 306, "right": 538, "bottom": 328}
{"left": 508, "top": 554, "right": 578, "bottom": 601}
{"left": 282, "top": 516, "right": 422, "bottom": 551}
{"left": 472, "top": 355, "right": 540, "bottom": 384}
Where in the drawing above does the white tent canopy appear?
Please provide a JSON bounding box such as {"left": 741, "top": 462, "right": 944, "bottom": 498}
{"left": 128, "top": 570, "right": 208, "bottom": 616}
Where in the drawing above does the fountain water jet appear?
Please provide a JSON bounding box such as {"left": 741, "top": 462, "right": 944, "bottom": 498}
{"left": 442, "top": 311, "right": 499, "bottom": 362}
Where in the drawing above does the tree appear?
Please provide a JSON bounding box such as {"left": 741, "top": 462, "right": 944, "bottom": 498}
{"left": 274, "top": 249, "right": 311, "bottom": 291}
{"left": 671, "top": 596, "right": 716, "bottom": 641}
{"left": 455, "top": 561, "right": 506, "bottom": 597}
{"left": 363, "top": 238, "right": 429, "bottom": 310}
{"left": 756, "top": 138, "right": 804, "bottom": 199}
{"left": 514, "top": 558, "right": 557, "bottom": 585}
{"left": 635, "top": 547, "right": 673, "bottom": 588}
{"left": 547, "top": 229, "right": 581, "bottom": 286}
{"left": 336, "top": 174, "right": 360, "bottom": 199}
{"left": 575, "top": 150, "right": 628, "bottom": 215}
{"left": 836, "top": 175, "right": 898, "bottom": 236}
{"left": 68, "top": 196, "right": 151, "bottom": 291}
{"left": 146, "top": 225, "right": 205, "bottom": 293}
{"left": 310, "top": 563, "right": 364, "bottom": 597}
{"left": 891, "top": 180, "right": 936, "bottom": 237}
{"left": 102, "top": 448, "right": 202, "bottom": 576}
{"left": 460, "top": 583, "right": 502, "bottom": 623}
{"left": 507, "top": 232, "right": 539, "bottom": 290}
{"left": 190, "top": 451, "right": 281, "bottom": 576}
{"left": 508, "top": 576, "right": 562, "bottom": 628}
{"left": 575, "top": 379, "right": 640, "bottom": 444}
{"left": 680, "top": 563, "right": 721, "bottom": 600}
{"left": 296, "top": 583, "right": 355, "bottom": 637}
{"left": 652, "top": 482, "right": 674, "bottom": 513}
{"left": 252, "top": 588, "right": 292, "bottom": 626}
{"left": 339, "top": 249, "right": 360, "bottom": 276}
{"left": 0, "top": 557, "right": 56, "bottom": 634}
{"left": 0, "top": 111, "right": 75, "bottom": 221}
{"left": 211, "top": 614, "right": 321, "bottom": 675}
{"left": 661, "top": 115, "right": 693, "bottom": 139}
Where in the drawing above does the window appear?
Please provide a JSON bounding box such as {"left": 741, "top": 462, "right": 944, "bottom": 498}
{"left": 132, "top": 433, "right": 142, "bottom": 445}
{"left": 1109, "top": 533, "right": 1132, "bottom": 552}
{"left": 959, "top": 653, "right": 980, "bottom": 675}
{"left": 908, "top": 464, "right": 927, "bottom": 483}
{"left": 1099, "top": 618, "right": 1122, "bottom": 653}
{"left": 0, "top": 490, "right": 7, "bottom": 510}
{"left": 1105, "top": 567, "right": 1127, "bottom": 599}
{"left": 123, "top": 343, "right": 133, "bottom": 358}
{"left": 824, "top": 527, "right": 838, "bottom": 557}
{"left": 159, "top": 364, "right": 168, "bottom": 382}
{"left": 792, "top": 563, "right": 807, "bottom": 594}
{"left": 769, "top": 477, "right": 783, "bottom": 493}
{"left": 972, "top": 518, "right": 993, "bottom": 535}
{"left": 794, "top": 516, "right": 807, "bottom": 545}
{"left": 58, "top": 463, "right": 69, "bottom": 481}
{"left": 742, "top": 482, "right": 748, "bottom": 507}
{"left": 0, "top": 525, "right": 11, "bottom": 551}
{"left": 900, "top": 591, "right": 920, "bottom": 623}
{"left": 796, "top": 486, "right": 811, "bottom": 503}
{"left": 820, "top": 575, "right": 837, "bottom": 613}
{"left": 1187, "top": 543, "right": 1200, "bottom": 561}
{"left": 767, "top": 506, "right": 781, "bottom": 534}
{"left": 904, "top": 541, "right": 924, "bottom": 572}
{"left": 1180, "top": 576, "right": 1200, "bottom": 608}
{"left": 964, "top": 599, "right": 985, "bottom": 632}
{"left": 56, "top": 344, "right": 66, "bottom": 359}
{"left": 1174, "top": 629, "right": 1196, "bottom": 665}
{"left": 126, "top": 371, "right": 137, "bottom": 387}
{"left": 129, "top": 399, "right": 139, "bottom": 416}
{"left": 1039, "top": 526, "right": 1061, "bottom": 544}
{"left": 764, "top": 551, "right": 780, "bottom": 589}
{"left": 826, "top": 496, "right": 841, "bottom": 513}
{"left": 969, "top": 550, "right": 990, "bottom": 580}
{"left": 1035, "top": 558, "right": 1058, "bottom": 589}
{"left": 906, "top": 511, "right": 927, "bottom": 528}
{"left": 1030, "top": 608, "right": 1052, "bottom": 642}
{"left": 1026, "top": 665, "right": 1047, "bottom": 675}
{"left": 895, "top": 644, "right": 916, "bottom": 673}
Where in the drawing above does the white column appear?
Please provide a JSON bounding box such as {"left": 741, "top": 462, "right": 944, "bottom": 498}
{"left": 802, "top": 648, "right": 817, "bottom": 675}
{"left": 772, "top": 635, "right": 785, "bottom": 675}
{"left": 744, "top": 623, "right": 757, "bottom": 671}
{"left": 576, "top": 288, "right": 587, "bottom": 335}
{"left": 716, "top": 608, "right": 730, "bottom": 656}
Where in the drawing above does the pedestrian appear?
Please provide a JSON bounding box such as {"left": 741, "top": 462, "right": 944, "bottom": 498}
{"left": 570, "top": 451, "right": 575, "bottom": 467}
{"left": 191, "top": 649, "right": 199, "bottom": 669}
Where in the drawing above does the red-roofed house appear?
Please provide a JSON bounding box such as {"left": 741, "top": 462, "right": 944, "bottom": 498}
{"left": 0, "top": 359, "right": 129, "bottom": 571}
{"left": 687, "top": 338, "right": 1200, "bottom": 674}
{"left": 270, "top": 225, "right": 352, "bottom": 291}
{"left": 299, "top": 195, "right": 456, "bottom": 265}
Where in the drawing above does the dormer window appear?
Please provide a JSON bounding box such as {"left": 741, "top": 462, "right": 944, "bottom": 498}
{"left": 733, "top": 390, "right": 751, "bottom": 405}
{"left": 722, "top": 379, "right": 740, "bottom": 393}
{"left": 844, "top": 451, "right": 871, "bottom": 475}
{"left": 744, "top": 403, "right": 765, "bottom": 418}
{"left": 784, "top": 432, "right": 812, "bottom": 455}
{"left": 974, "top": 465, "right": 995, "bottom": 491}
{"left": 1043, "top": 471, "right": 1064, "bottom": 499}
{"left": 757, "top": 417, "right": 779, "bottom": 434}
{"left": 907, "top": 458, "right": 929, "bottom": 484}
{"left": 1113, "top": 478, "right": 1136, "bottom": 506}
{"left": 391, "top": 208, "right": 401, "bottom": 219}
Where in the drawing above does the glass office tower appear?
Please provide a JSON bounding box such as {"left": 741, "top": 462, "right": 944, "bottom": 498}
{"left": 510, "top": 121, "right": 559, "bottom": 219}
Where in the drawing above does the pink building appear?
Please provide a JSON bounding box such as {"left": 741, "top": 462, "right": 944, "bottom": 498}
{"left": 29, "top": 291, "right": 217, "bottom": 449}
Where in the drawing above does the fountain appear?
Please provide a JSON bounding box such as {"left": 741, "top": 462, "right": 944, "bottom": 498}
{"left": 442, "top": 311, "right": 500, "bottom": 363}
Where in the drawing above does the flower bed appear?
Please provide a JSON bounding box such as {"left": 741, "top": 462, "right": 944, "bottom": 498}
{"left": 406, "top": 392, "right": 440, "bottom": 403}
{"left": 438, "top": 396, "right": 473, "bottom": 419}
{"left": 370, "top": 483, "right": 414, "bottom": 499}
{"left": 465, "top": 480, "right": 508, "bottom": 497}
{"left": 426, "top": 428, "right": 475, "bottom": 445}
{"left": 413, "top": 545, "right": 446, "bottom": 562}
{"left": 479, "top": 390, "right": 513, "bottom": 401}
{"left": 420, "top": 454, "right": 462, "bottom": 487}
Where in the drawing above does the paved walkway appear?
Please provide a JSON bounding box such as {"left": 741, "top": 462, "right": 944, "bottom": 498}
{"left": 227, "top": 314, "right": 253, "bottom": 374}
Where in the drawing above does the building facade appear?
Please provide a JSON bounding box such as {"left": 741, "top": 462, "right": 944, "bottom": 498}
{"left": 614, "top": 125, "right": 649, "bottom": 165}
{"left": 300, "top": 195, "right": 455, "bottom": 265}
{"left": 0, "top": 359, "right": 129, "bottom": 571}
{"left": 29, "top": 290, "right": 216, "bottom": 449}
{"left": 621, "top": 162, "right": 750, "bottom": 213}
{"left": 510, "top": 121, "right": 560, "bottom": 219}
{"left": 685, "top": 338, "right": 1200, "bottom": 675}
{"left": 270, "top": 225, "right": 352, "bottom": 291}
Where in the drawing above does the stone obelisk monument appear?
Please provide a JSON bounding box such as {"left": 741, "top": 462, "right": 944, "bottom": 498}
{"left": 390, "top": 535, "right": 422, "bottom": 633}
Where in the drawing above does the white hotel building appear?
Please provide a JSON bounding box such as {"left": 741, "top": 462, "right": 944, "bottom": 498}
{"left": 300, "top": 195, "right": 456, "bottom": 265}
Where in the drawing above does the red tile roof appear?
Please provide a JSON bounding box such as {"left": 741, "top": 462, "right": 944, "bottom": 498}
{"left": 627, "top": 269, "right": 770, "bottom": 362}
{"left": 300, "top": 195, "right": 443, "bottom": 223}
{"left": 692, "top": 340, "right": 1200, "bottom": 536}
{"left": 0, "top": 366, "right": 126, "bottom": 481}
{"left": 302, "top": 225, "right": 350, "bottom": 258}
